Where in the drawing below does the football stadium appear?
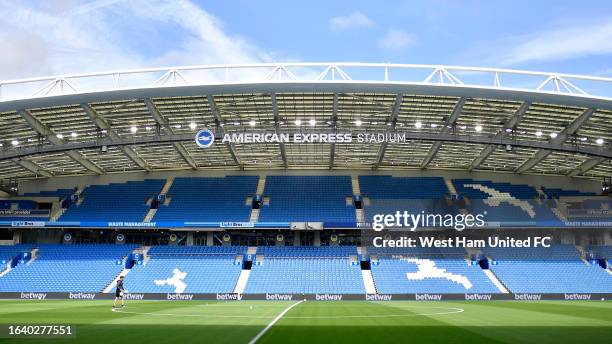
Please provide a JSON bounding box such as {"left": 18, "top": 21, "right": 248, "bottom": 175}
{"left": 0, "top": 61, "right": 611, "bottom": 343}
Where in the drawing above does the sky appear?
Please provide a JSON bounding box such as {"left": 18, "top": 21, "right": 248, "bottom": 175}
{"left": 1, "top": 0, "right": 612, "bottom": 80}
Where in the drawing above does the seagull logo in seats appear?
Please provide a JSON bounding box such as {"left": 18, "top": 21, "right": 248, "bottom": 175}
{"left": 195, "top": 129, "right": 214, "bottom": 148}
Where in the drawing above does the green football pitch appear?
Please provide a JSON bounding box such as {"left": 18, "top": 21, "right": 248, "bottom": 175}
{"left": 0, "top": 300, "right": 611, "bottom": 343}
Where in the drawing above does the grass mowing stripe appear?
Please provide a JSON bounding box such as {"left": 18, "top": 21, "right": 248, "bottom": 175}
{"left": 247, "top": 300, "right": 305, "bottom": 344}
{"left": 466, "top": 301, "right": 612, "bottom": 322}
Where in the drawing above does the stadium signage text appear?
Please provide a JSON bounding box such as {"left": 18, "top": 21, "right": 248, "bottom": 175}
{"left": 315, "top": 294, "right": 343, "bottom": 301}
{"left": 197, "top": 131, "right": 408, "bottom": 146}
{"left": 365, "top": 294, "right": 393, "bottom": 301}
{"left": 68, "top": 292, "right": 96, "bottom": 300}
{"left": 265, "top": 293, "right": 293, "bottom": 301}
{"left": 514, "top": 294, "right": 542, "bottom": 301}
{"left": 216, "top": 293, "right": 243, "bottom": 301}
{"left": 465, "top": 294, "right": 492, "bottom": 301}
{"left": 0, "top": 293, "right": 608, "bottom": 301}
{"left": 564, "top": 294, "right": 591, "bottom": 300}
{"left": 219, "top": 222, "right": 255, "bottom": 228}
{"left": 107, "top": 222, "right": 157, "bottom": 227}
{"left": 20, "top": 293, "right": 47, "bottom": 300}
{"left": 0, "top": 210, "right": 49, "bottom": 217}
{"left": 167, "top": 293, "right": 194, "bottom": 301}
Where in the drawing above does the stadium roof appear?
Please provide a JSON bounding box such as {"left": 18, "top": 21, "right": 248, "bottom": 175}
{"left": 0, "top": 63, "right": 611, "bottom": 185}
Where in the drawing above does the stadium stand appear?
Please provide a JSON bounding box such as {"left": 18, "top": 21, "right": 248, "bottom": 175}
{"left": 245, "top": 246, "right": 365, "bottom": 294}
{"left": 154, "top": 176, "right": 258, "bottom": 222}
{"left": 258, "top": 176, "right": 356, "bottom": 222}
{"left": 22, "top": 189, "right": 75, "bottom": 199}
{"left": 542, "top": 187, "right": 597, "bottom": 198}
{"left": 588, "top": 246, "right": 612, "bottom": 260}
{"left": 367, "top": 247, "right": 500, "bottom": 293}
{"left": 359, "top": 176, "right": 456, "bottom": 222}
{"left": 60, "top": 180, "right": 164, "bottom": 222}
{"left": 0, "top": 245, "right": 33, "bottom": 272}
{"left": 125, "top": 246, "right": 246, "bottom": 293}
{"left": 371, "top": 258, "right": 500, "bottom": 294}
{"left": 485, "top": 245, "right": 612, "bottom": 293}
{"left": 453, "top": 179, "right": 560, "bottom": 222}
{"left": 0, "top": 244, "right": 135, "bottom": 292}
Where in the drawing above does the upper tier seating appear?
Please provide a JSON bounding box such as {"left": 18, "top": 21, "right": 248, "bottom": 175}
{"left": 359, "top": 176, "right": 449, "bottom": 199}
{"left": 23, "top": 189, "right": 75, "bottom": 199}
{"left": 258, "top": 176, "right": 355, "bottom": 222}
{"left": 564, "top": 199, "right": 612, "bottom": 221}
{"left": 0, "top": 244, "right": 135, "bottom": 292}
{"left": 486, "top": 245, "right": 612, "bottom": 293}
{"left": 542, "top": 188, "right": 597, "bottom": 198}
{"left": 360, "top": 176, "right": 456, "bottom": 222}
{"left": 154, "top": 176, "right": 258, "bottom": 222}
{"left": 60, "top": 180, "right": 164, "bottom": 222}
{"left": 454, "top": 179, "right": 538, "bottom": 199}
{"left": 0, "top": 200, "right": 49, "bottom": 221}
{"left": 453, "top": 179, "right": 560, "bottom": 223}
{"left": 371, "top": 257, "right": 500, "bottom": 294}
{"left": 125, "top": 246, "right": 246, "bottom": 293}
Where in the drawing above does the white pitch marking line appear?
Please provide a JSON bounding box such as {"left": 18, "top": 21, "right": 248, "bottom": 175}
{"left": 247, "top": 300, "right": 305, "bottom": 344}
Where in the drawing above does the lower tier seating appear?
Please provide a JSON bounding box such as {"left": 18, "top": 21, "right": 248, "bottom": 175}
{"left": 0, "top": 244, "right": 135, "bottom": 292}
{"left": 245, "top": 258, "right": 365, "bottom": 294}
{"left": 125, "top": 246, "right": 246, "bottom": 293}
{"left": 490, "top": 261, "right": 612, "bottom": 293}
{"left": 371, "top": 258, "right": 500, "bottom": 294}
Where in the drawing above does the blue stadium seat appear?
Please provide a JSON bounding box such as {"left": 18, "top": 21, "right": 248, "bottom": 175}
{"left": 154, "top": 176, "right": 258, "bottom": 222}
{"left": 246, "top": 246, "right": 364, "bottom": 294}
{"left": 258, "top": 176, "right": 355, "bottom": 222}
{"left": 60, "top": 180, "right": 164, "bottom": 222}
{"left": 486, "top": 245, "right": 612, "bottom": 293}
{"left": 125, "top": 246, "right": 247, "bottom": 293}
{"left": 0, "top": 244, "right": 135, "bottom": 292}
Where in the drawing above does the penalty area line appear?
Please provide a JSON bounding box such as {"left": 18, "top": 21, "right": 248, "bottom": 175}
{"left": 247, "top": 300, "right": 305, "bottom": 344}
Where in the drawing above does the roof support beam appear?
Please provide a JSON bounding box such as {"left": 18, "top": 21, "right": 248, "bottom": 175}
{"left": 144, "top": 98, "right": 198, "bottom": 170}
{"left": 329, "top": 93, "right": 339, "bottom": 169}
{"left": 2, "top": 131, "right": 611, "bottom": 164}
{"left": 206, "top": 95, "right": 242, "bottom": 168}
{"left": 421, "top": 97, "right": 466, "bottom": 168}
{"left": 11, "top": 158, "right": 53, "bottom": 178}
{"left": 515, "top": 107, "right": 595, "bottom": 173}
{"left": 567, "top": 157, "right": 606, "bottom": 177}
{"left": 18, "top": 109, "right": 103, "bottom": 175}
{"left": 374, "top": 94, "right": 403, "bottom": 168}
{"left": 469, "top": 101, "right": 531, "bottom": 171}
{"left": 81, "top": 103, "right": 150, "bottom": 171}
{"left": 271, "top": 93, "right": 288, "bottom": 168}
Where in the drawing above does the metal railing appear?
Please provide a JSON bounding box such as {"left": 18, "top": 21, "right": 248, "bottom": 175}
{"left": 1, "top": 63, "right": 612, "bottom": 102}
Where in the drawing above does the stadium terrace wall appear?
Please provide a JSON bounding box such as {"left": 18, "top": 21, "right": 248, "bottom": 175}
{"left": 2, "top": 292, "right": 610, "bottom": 301}
{"left": 18, "top": 170, "right": 602, "bottom": 196}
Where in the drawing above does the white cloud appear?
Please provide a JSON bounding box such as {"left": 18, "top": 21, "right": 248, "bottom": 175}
{"left": 0, "top": 0, "right": 270, "bottom": 80}
{"left": 329, "top": 11, "right": 374, "bottom": 32}
{"left": 377, "top": 29, "right": 417, "bottom": 51}
{"left": 499, "top": 18, "right": 612, "bottom": 65}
